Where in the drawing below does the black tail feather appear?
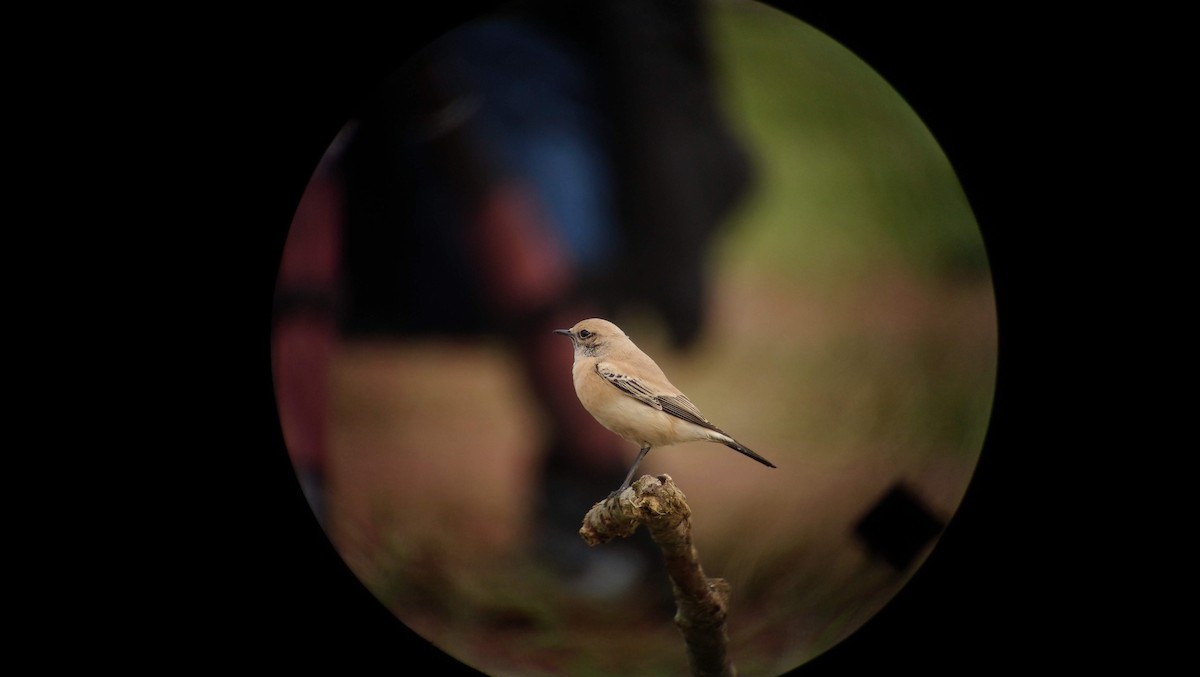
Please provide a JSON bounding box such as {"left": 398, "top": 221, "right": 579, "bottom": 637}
{"left": 723, "top": 440, "right": 776, "bottom": 468}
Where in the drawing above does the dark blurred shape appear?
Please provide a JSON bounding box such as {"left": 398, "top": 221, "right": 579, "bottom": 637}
{"left": 854, "top": 483, "right": 945, "bottom": 571}
{"left": 277, "top": 0, "right": 755, "bottom": 599}
{"left": 557, "top": 0, "right": 757, "bottom": 346}
{"left": 339, "top": 0, "right": 753, "bottom": 346}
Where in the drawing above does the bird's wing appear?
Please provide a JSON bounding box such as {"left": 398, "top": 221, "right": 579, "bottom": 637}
{"left": 596, "top": 362, "right": 663, "bottom": 411}
{"left": 658, "top": 394, "right": 725, "bottom": 433}
{"left": 595, "top": 362, "right": 725, "bottom": 433}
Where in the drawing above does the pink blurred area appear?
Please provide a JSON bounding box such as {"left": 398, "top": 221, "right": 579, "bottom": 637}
{"left": 272, "top": 158, "right": 342, "bottom": 478}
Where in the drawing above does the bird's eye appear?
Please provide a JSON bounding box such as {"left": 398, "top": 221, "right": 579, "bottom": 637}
{"left": 578, "top": 329, "right": 592, "bottom": 339}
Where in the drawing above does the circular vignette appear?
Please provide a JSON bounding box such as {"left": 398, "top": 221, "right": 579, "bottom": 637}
{"left": 269, "top": 3, "right": 999, "bottom": 675}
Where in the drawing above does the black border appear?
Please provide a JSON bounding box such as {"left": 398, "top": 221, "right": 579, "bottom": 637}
{"left": 195, "top": 2, "right": 1123, "bottom": 673}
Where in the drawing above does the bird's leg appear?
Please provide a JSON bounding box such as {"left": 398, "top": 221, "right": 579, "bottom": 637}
{"left": 611, "top": 445, "right": 652, "bottom": 497}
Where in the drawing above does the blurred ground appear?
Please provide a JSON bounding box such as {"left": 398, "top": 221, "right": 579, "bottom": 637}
{"left": 321, "top": 268, "right": 994, "bottom": 677}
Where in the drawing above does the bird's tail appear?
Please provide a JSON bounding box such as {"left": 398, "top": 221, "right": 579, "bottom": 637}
{"left": 722, "top": 439, "right": 776, "bottom": 469}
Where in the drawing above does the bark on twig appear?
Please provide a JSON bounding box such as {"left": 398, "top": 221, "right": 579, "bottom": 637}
{"left": 580, "top": 474, "right": 736, "bottom": 677}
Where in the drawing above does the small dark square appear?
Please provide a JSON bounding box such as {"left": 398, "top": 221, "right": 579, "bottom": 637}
{"left": 855, "top": 483, "right": 945, "bottom": 571}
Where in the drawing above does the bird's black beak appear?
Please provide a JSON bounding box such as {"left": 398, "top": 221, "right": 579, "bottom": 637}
{"left": 553, "top": 329, "right": 572, "bottom": 337}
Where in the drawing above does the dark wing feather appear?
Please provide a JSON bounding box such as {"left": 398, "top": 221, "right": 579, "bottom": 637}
{"left": 658, "top": 394, "right": 725, "bottom": 434}
{"left": 595, "top": 363, "right": 726, "bottom": 434}
{"left": 595, "top": 363, "right": 662, "bottom": 410}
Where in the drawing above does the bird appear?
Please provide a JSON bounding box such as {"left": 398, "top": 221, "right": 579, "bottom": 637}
{"left": 554, "top": 318, "right": 775, "bottom": 495}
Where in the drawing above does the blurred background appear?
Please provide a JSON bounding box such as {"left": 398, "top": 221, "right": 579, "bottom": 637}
{"left": 271, "top": 1, "right": 996, "bottom": 675}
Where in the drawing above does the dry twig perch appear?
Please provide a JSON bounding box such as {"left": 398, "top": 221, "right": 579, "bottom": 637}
{"left": 580, "top": 474, "right": 736, "bottom": 677}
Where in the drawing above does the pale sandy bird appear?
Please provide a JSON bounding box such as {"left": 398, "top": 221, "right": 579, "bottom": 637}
{"left": 555, "top": 318, "right": 776, "bottom": 494}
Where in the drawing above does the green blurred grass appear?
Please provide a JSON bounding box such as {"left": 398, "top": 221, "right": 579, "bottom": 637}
{"left": 710, "top": 3, "right": 987, "bottom": 282}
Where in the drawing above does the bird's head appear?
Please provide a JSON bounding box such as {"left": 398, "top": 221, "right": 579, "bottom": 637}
{"left": 554, "top": 318, "right": 624, "bottom": 357}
